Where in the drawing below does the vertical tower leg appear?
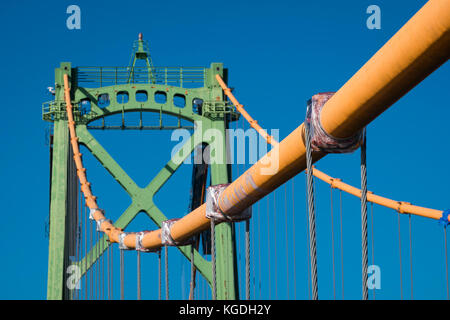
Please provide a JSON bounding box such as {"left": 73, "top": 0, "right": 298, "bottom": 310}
{"left": 210, "top": 119, "right": 238, "bottom": 300}
{"left": 47, "top": 119, "right": 69, "bottom": 300}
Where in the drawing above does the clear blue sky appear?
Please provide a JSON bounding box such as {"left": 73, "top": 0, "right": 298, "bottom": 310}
{"left": 0, "top": 0, "right": 449, "bottom": 300}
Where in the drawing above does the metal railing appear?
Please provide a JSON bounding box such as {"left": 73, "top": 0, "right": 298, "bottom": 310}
{"left": 76, "top": 66, "right": 206, "bottom": 88}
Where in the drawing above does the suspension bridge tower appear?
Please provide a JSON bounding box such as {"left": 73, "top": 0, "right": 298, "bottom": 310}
{"left": 43, "top": 34, "right": 241, "bottom": 300}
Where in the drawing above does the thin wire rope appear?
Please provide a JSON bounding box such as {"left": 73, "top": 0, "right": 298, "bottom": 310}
{"left": 252, "top": 207, "right": 256, "bottom": 300}
{"left": 257, "top": 201, "right": 262, "bottom": 299}
{"left": 284, "top": 184, "right": 289, "bottom": 299}
{"left": 245, "top": 219, "right": 250, "bottom": 300}
{"left": 339, "top": 190, "right": 345, "bottom": 300}
{"left": 107, "top": 245, "right": 110, "bottom": 300}
{"left": 110, "top": 244, "right": 113, "bottom": 300}
{"left": 397, "top": 212, "right": 403, "bottom": 300}
{"left": 211, "top": 219, "right": 216, "bottom": 300}
{"left": 305, "top": 123, "right": 319, "bottom": 300}
{"left": 165, "top": 245, "right": 169, "bottom": 300}
{"left": 267, "top": 197, "right": 271, "bottom": 299}
{"left": 190, "top": 244, "right": 194, "bottom": 300}
{"left": 292, "top": 179, "right": 297, "bottom": 300}
{"left": 273, "top": 192, "right": 278, "bottom": 299}
{"left": 408, "top": 214, "right": 413, "bottom": 300}
{"left": 120, "top": 248, "right": 124, "bottom": 300}
{"left": 90, "top": 219, "right": 93, "bottom": 300}
{"left": 445, "top": 227, "right": 449, "bottom": 300}
{"left": 304, "top": 174, "right": 311, "bottom": 300}
{"left": 84, "top": 191, "right": 88, "bottom": 300}
{"left": 330, "top": 186, "right": 336, "bottom": 300}
{"left": 137, "top": 251, "right": 141, "bottom": 300}
{"left": 370, "top": 202, "right": 375, "bottom": 300}
{"left": 158, "top": 249, "right": 162, "bottom": 300}
{"left": 361, "top": 130, "right": 369, "bottom": 300}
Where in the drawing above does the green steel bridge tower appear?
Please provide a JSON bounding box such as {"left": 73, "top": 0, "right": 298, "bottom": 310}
{"left": 43, "top": 34, "right": 241, "bottom": 300}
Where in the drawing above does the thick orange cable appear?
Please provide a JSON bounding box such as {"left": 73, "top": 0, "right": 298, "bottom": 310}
{"left": 215, "top": 74, "right": 445, "bottom": 221}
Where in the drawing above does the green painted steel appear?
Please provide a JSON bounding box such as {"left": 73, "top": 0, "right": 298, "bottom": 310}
{"left": 44, "top": 40, "right": 240, "bottom": 299}
{"left": 46, "top": 63, "right": 71, "bottom": 300}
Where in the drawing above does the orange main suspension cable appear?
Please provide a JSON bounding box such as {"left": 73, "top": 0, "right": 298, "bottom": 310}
{"left": 215, "top": 74, "right": 444, "bottom": 221}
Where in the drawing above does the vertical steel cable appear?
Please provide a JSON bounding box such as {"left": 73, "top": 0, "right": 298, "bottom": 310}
{"left": 273, "top": 193, "right": 278, "bottom": 299}
{"left": 305, "top": 122, "right": 319, "bottom": 300}
{"left": 361, "top": 130, "right": 369, "bottom": 300}
{"left": 339, "top": 190, "right": 345, "bottom": 300}
{"left": 397, "top": 212, "right": 403, "bottom": 300}
{"left": 190, "top": 244, "right": 195, "bottom": 300}
{"left": 90, "top": 220, "right": 93, "bottom": 300}
{"left": 158, "top": 249, "right": 162, "bottom": 300}
{"left": 84, "top": 204, "right": 87, "bottom": 300}
{"left": 408, "top": 214, "right": 413, "bottom": 300}
{"left": 292, "top": 179, "right": 297, "bottom": 300}
{"left": 252, "top": 208, "right": 256, "bottom": 299}
{"left": 107, "top": 245, "right": 110, "bottom": 300}
{"left": 444, "top": 228, "right": 449, "bottom": 300}
{"left": 330, "top": 186, "right": 336, "bottom": 300}
{"left": 165, "top": 245, "right": 169, "bottom": 300}
{"left": 257, "top": 201, "right": 262, "bottom": 299}
{"left": 304, "top": 175, "right": 311, "bottom": 300}
{"left": 267, "top": 197, "right": 271, "bottom": 299}
{"left": 111, "top": 244, "right": 113, "bottom": 300}
{"left": 284, "top": 184, "right": 289, "bottom": 299}
{"left": 97, "top": 236, "right": 100, "bottom": 300}
{"left": 137, "top": 251, "right": 141, "bottom": 300}
{"left": 211, "top": 219, "right": 216, "bottom": 300}
{"left": 245, "top": 219, "right": 250, "bottom": 300}
{"left": 120, "top": 249, "right": 124, "bottom": 300}
{"left": 370, "top": 202, "right": 375, "bottom": 300}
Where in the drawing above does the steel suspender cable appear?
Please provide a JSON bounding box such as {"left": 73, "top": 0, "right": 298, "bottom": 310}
{"left": 397, "top": 212, "right": 403, "bottom": 300}
{"left": 370, "top": 202, "right": 375, "bottom": 300}
{"left": 190, "top": 244, "right": 194, "bottom": 300}
{"left": 90, "top": 220, "right": 93, "bottom": 300}
{"left": 165, "top": 245, "right": 169, "bottom": 300}
{"left": 120, "top": 249, "right": 124, "bottom": 300}
{"left": 252, "top": 209, "right": 256, "bottom": 300}
{"left": 211, "top": 219, "right": 216, "bottom": 300}
{"left": 257, "top": 201, "right": 262, "bottom": 299}
{"left": 339, "top": 190, "right": 344, "bottom": 300}
{"left": 158, "top": 249, "right": 162, "bottom": 300}
{"left": 305, "top": 122, "right": 319, "bottom": 300}
{"left": 408, "top": 214, "right": 413, "bottom": 300}
{"left": 292, "top": 179, "right": 297, "bottom": 300}
{"left": 137, "top": 251, "right": 141, "bottom": 300}
{"left": 84, "top": 204, "right": 87, "bottom": 300}
{"left": 273, "top": 193, "right": 278, "bottom": 299}
{"left": 361, "top": 130, "right": 369, "bottom": 300}
{"left": 111, "top": 245, "right": 113, "bottom": 300}
{"left": 445, "top": 228, "right": 449, "bottom": 300}
{"left": 330, "top": 186, "right": 336, "bottom": 300}
{"left": 107, "top": 245, "right": 110, "bottom": 300}
{"left": 304, "top": 176, "right": 311, "bottom": 300}
{"left": 284, "top": 184, "right": 289, "bottom": 300}
{"left": 267, "top": 197, "right": 271, "bottom": 299}
{"left": 245, "top": 219, "right": 250, "bottom": 300}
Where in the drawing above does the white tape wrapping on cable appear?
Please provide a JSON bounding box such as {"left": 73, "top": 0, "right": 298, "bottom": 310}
{"left": 205, "top": 183, "right": 252, "bottom": 222}
{"left": 161, "top": 219, "right": 194, "bottom": 246}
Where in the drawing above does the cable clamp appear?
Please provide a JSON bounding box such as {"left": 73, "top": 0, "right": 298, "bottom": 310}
{"left": 161, "top": 219, "right": 194, "bottom": 246}
{"left": 439, "top": 209, "right": 450, "bottom": 228}
{"left": 118, "top": 232, "right": 134, "bottom": 250}
{"left": 305, "top": 92, "right": 363, "bottom": 153}
{"left": 135, "top": 231, "right": 159, "bottom": 252}
{"left": 89, "top": 208, "right": 104, "bottom": 220}
{"left": 96, "top": 218, "right": 112, "bottom": 232}
{"left": 205, "top": 184, "right": 252, "bottom": 223}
